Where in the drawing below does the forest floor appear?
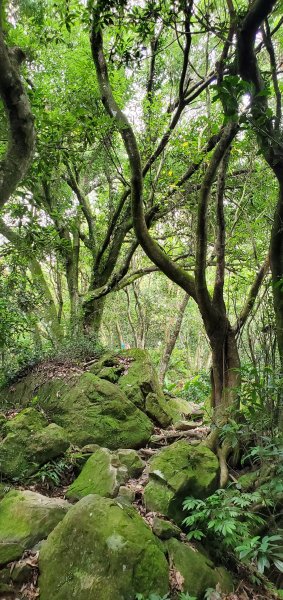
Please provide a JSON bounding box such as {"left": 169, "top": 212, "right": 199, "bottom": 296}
{"left": 3, "top": 422, "right": 278, "bottom": 600}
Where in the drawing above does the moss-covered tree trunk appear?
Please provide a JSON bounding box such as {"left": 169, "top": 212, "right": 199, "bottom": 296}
{"left": 83, "top": 295, "right": 106, "bottom": 337}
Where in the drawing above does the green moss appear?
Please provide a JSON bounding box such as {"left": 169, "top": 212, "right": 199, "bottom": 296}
{"left": 39, "top": 494, "right": 169, "bottom": 600}
{"left": 145, "top": 392, "right": 171, "bottom": 427}
{"left": 66, "top": 448, "right": 127, "bottom": 501}
{"left": 66, "top": 448, "right": 145, "bottom": 502}
{"left": 3, "top": 407, "right": 47, "bottom": 435}
{"left": 166, "top": 397, "right": 203, "bottom": 423}
{"left": 166, "top": 538, "right": 233, "bottom": 599}
{"left": 0, "top": 410, "right": 70, "bottom": 480}
{"left": 117, "top": 449, "right": 145, "bottom": 477}
{"left": 44, "top": 372, "right": 153, "bottom": 449}
{"left": 90, "top": 349, "right": 172, "bottom": 426}
{"left": 152, "top": 517, "right": 181, "bottom": 540}
{"left": 95, "top": 366, "right": 121, "bottom": 383}
{"left": 0, "top": 490, "right": 69, "bottom": 564}
{"left": 30, "top": 424, "right": 69, "bottom": 464}
{"left": 144, "top": 480, "right": 175, "bottom": 516}
{"left": 144, "top": 441, "right": 219, "bottom": 523}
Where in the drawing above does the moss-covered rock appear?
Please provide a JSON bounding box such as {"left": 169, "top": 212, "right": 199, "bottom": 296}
{"left": 90, "top": 349, "right": 172, "bottom": 427}
{"left": 30, "top": 423, "right": 70, "bottom": 465}
{"left": 166, "top": 538, "right": 233, "bottom": 599}
{"left": 0, "top": 351, "right": 171, "bottom": 446}
{"left": 1, "top": 372, "right": 154, "bottom": 453}
{"left": 152, "top": 517, "right": 181, "bottom": 540}
{"left": 0, "top": 490, "right": 69, "bottom": 565}
{"left": 117, "top": 449, "right": 145, "bottom": 478}
{"left": 166, "top": 397, "right": 204, "bottom": 423}
{"left": 39, "top": 494, "right": 169, "bottom": 600}
{"left": 145, "top": 392, "right": 172, "bottom": 427}
{"left": 0, "top": 409, "right": 70, "bottom": 480}
{"left": 96, "top": 366, "right": 121, "bottom": 383}
{"left": 66, "top": 447, "right": 145, "bottom": 502}
{"left": 143, "top": 441, "right": 219, "bottom": 523}
{"left": 66, "top": 447, "right": 128, "bottom": 501}
{"left": 47, "top": 373, "right": 153, "bottom": 449}
{"left": 3, "top": 407, "right": 47, "bottom": 435}
{"left": 117, "top": 486, "right": 135, "bottom": 503}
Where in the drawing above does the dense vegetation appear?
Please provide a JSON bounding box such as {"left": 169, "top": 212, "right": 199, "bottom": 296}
{"left": 0, "top": 0, "right": 282, "bottom": 599}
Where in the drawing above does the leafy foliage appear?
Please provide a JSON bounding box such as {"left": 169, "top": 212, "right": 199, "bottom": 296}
{"left": 183, "top": 487, "right": 283, "bottom": 575}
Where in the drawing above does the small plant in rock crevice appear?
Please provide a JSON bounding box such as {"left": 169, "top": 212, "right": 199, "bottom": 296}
{"left": 28, "top": 448, "right": 85, "bottom": 489}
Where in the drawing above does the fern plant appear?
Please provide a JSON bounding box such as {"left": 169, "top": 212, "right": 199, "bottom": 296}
{"left": 183, "top": 488, "right": 283, "bottom": 575}
{"left": 183, "top": 488, "right": 265, "bottom": 545}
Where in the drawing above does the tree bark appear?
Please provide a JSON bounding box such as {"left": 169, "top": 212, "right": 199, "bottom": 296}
{"left": 0, "top": 25, "right": 35, "bottom": 207}
{"left": 210, "top": 324, "right": 240, "bottom": 413}
{"left": 159, "top": 293, "right": 189, "bottom": 384}
{"left": 28, "top": 259, "right": 63, "bottom": 343}
{"left": 270, "top": 180, "right": 283, "bottom": 370}
{"left": 83, "top": 294, "right": 106, "bottom": 337}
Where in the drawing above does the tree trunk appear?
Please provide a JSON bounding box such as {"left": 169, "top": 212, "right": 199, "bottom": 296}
{"left": 29, "top": 258, "right": 62, "bottom": 343}
{"left": 159, "top": 293, "right": 189, "bottom": 384}
{"left": 83, "top": 295, "right": 106, "bottom": 337}
{"left": 210, "top": 325, "right": 240, "bottom": 415}
{"left": 270, "top": 178, "right": 283, "bottom": 371}
{"left": 115, "top": 321, "right": 124, "bottom": 348}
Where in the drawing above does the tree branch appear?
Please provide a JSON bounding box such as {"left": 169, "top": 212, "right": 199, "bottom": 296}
{"left": 91, "top": 23, "right": 197, "bottom": 300}
{"left": 213, "top": 149, "right": 230, "bottom": 309}
{"left": 195, "top": 122, "right": 238, "bottom": 317}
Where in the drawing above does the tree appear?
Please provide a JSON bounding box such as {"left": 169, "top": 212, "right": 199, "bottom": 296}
{"left": 91, "top": 0, "right": 269, "bottom": 430}
{"left": 236, "top": 0, "right": 283, "bottom": 375}
{"left": 0, "top": 6, "right": 35, "bottom": 207}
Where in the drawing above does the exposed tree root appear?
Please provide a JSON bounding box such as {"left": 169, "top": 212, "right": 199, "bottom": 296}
{"left": 150, "top": 426, "right": 210, "bottom": 445}
{"left": 204, "top": 428, "right": 234, "bottom": 488}
{"left": 217, "top": 440, "right": 233, "bottom": 488}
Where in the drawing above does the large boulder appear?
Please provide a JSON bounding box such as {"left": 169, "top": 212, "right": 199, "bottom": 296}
{"left": 45, "top": 373, "right": 153, "bottom": 448}
{"left": 66, "top": 447, "right": 145, "bottom": 502}
{"left": 90, "top": 349, "right": 172, "bottom": 427}
{"left": 0, "top": 490, "right": 69, "bottom": 565}
{"left": 166, "top": 538, "right": 233, "bottom": 599}
{"left": 39, "top": 494, "right": 169, "bottom": 600}
{"left": 0, "top": 408, "right": 69, "bottom": 479}
{"left": 1, "top": 373, "right": 154, "bottom": 451}
{"left": 143, "top": 441, "right": 219, "bottom": 523}
{"left": 0, "top": 351, "right": 170, "bottom": 443}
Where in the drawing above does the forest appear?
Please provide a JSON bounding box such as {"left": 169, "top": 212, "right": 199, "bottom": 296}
{"left": 0, "top": 0, "right": 282, "bottom": 599}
